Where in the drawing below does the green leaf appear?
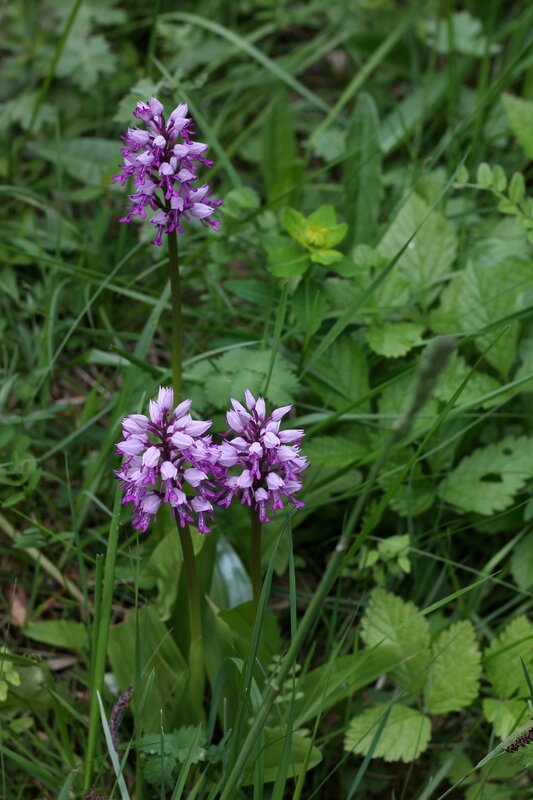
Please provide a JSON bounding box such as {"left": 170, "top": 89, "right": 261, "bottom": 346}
{"left": 483, "top": 698, "right": 527, "bottom": 740}
{"left": 23, "top": 621, "right": 88, "bottom": 652}
{"left": 476, "top": 162, "right": 493, "bottom": 188}
{"left": 223, "top": 187, "right": 260, "bottom": 220}
{"left": 115, "top": 79, "right": 162, "bottom": 123}
{"left": 294, "top": 649, "right": 413, "bottom": 728}
{"left": 508, "top": 171, "right": 526, "bottom": 204}
{"left": 242, "top": 727, "right": 322, "bottom": 784}
{"left": 261, "top": 93, "right": 301, "bottom": 209}
{"left": 343, "top": 92, "right": 383, "bottom": 249}
{"left": 433, "top": 353, "right": 501, "bottom": 409}
{"left": 502, "top": 94, "right": 533, "bottom": 158}
{"left": 309, "top": 248, "right": 343, "bottom": 266}
{"left": 308, "top": 334, "right": 369, "bottom": 411}
{"left": 291, "top": 280, "right": 326, "bottom": 338}
{"left": 303, "top": 435, "right": 366, "bottom": 470}
{"left": 377, "top": 194, "right": 457, "bottom": 307}
{"left": 484, "top": 617, "right": 533, "bottom": 699}
{"left": 262, "top": 234, "right": 309, "bottom": 277}
{"left": 344, "top": 703, "right": 431, "bottom": 762}
{"left": 378, "top": 454, "right": 434, "bottom": 518}
{"left": 366, "top": 321, "right": 424, "bottom": 358}
{"left": 28, "top": 138, "right": 118, "bottom": 187}
{"left": 511, "top": 534, "right": 533, "bottom": 591}
{"left": 437, "top": 435, "right": 533, "bottom": 515}
{"left": 425, "top": 621, "right": 481, "bottom": 714}
{"left": 422, "top": 11, "right": 500, "bottom": 57}
{"left": 430, "top": 258, "right": 530, "bottom": 377}
{"left": 108, "top": 606, "right": 189, "bottom": 730}
{"left": 361, "top": 589, "right": 431, "bottom": 693}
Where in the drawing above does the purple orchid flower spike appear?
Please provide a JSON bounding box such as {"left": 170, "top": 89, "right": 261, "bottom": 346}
{"left": 113, "top": 97, "right": 222, "bottom": 245}
{"left": 115, "top": 387, "right": 219, "bottom": 533}
{"left": 218, "top": 390, "right": 307, "bottom": 522}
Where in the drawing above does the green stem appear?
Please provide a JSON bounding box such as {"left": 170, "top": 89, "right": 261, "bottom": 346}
{"left": 219, "top": 433, "right": 397, "bottom": 800}
{"left": 167, "top": 228, "right": 182, "bottom": 398}
{"left": 177, "top": 522, "right": 205, "bottom": 719}
{"left": 250, "top": 508, "right": 262, "bottom": 613}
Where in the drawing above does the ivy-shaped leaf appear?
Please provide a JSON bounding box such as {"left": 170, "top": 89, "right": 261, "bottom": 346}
{"left": 425, "top": 621, "right": 481, "bottom": 714}
{"left": 437, "top": 436, "right": 533, "bottom": 515}
{"left": 361, "top": 589, "right": 431, "bottom": 693}
{"left": 484, "top": 616, "right": 533, "bottom": 699}
{"left": 344, "top": 703, "right": 431, "bottom": 762}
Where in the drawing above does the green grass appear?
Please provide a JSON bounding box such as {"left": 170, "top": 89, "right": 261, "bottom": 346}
{"left": 1, "top": 0, "right": 533, "bottom": 797}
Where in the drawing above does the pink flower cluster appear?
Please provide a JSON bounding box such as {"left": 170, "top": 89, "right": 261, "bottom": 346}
{"left": 115, "top": 388, "right": 307, "bottom": 533}
{"left": 113, "top": 97, "right": 222, "bottom": 245}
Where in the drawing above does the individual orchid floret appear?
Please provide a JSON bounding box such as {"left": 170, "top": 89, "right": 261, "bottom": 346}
{"left": 115, "top": 387, "right": 219, "bottom": 533}
{"left": 113, "top": 97, "right": 222, "bottom": 245}
{"left": 218, "top": 390, "right": 307, "bottom": 523}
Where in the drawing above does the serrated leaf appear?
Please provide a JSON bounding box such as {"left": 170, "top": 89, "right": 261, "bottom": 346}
{"left": 344, "top": 703, "right": 431, "bottom": 762}
{"left": 377, "top": 194, "right": 457, "bottom": 307}
{"left": 430, "top": 258, "right": 530, "bottom": 377}
{"left": 484, "top": 617, "right": 533, "bottom": 699}
{"left": 366, "top": 321, "right": 424, "bottom": 358}
{"left": 378, "top": 455, "right": 434, "bottom": 518}
{"left": 425, "top": 621, "right": 481, "bottom": 714}
{"left": 361, "top": 589, "right": 431, "bottom": 692}
{"left": 378, "top": 373, "right": 438, "bottom": 438}
{"left": 202, "top": 349, "right": 299, "bottom": 409}
{"left": 437, "top": 435, "right": 533, "bottom": 515}
{"left": 343, "top": 92, "right": 383, "bottom": 249}
{"left": 422, "top": 11, "right": 500, "bottom": 57}
{"left": 308, "top": 334, "right": 369, "bottom": 411}
{"left": 433, "top": 353, "right": 501, "bottom": 409}
{"left": 502, "top": 94, "right": 533, "bottom": 158}
{"left": 57, "top": 34, "right": 116, "bottom": 91}
{"left": 483, "top": 698, "right": 527, "bottom": 740}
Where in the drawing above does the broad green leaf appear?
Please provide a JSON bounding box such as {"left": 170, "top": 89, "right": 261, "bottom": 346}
{"left": 425, "top": 621, "right": 481, "bottom": 714}
{"left": 378, "top": 373, "right": 438, "bottom": 438}
{"left": 285, "top": 205, "right": 347, "bottom": 251}
{"left": 361, "top": 589, "right": 431, "bottom": 692}
{"left": 429, "top": 258, "right": 530, "bottom": 377}
{"left": 23, "top": 621, "right": 88, "bottom": 652}
{"left": 344, "top": 702, "right": 431, "bottom": 762}
{"left": 224, "top": 279, "right": 273, "bottom": 306}
{"left": 366, "top": 321, "right": 424, "bottom": 358}
{"left": 502, "top": 94, "right": 533, "bottom": 158}
{"left": 262, "top": 234, "right": 309, "bottom": 277}
{"left": 242, "top": 726, "right": 322, "bottom": 784}
{"left": 511, "top": 533, "right": 533, "bottom": 591}
{"left": 433, "top": 354, "right": 501, "bottom": 409}
{"left": 477, "top": 162, "right": 493, "bottom": 188}
{"left": 57, "top": 34, "right": 116, "bottom": 92}
{"left": 438, "top": 435, "right": 533, "bottom": 515}
{"left": 308, "top": 334, "right": 369, "bottom": 411}
{"left": 108, "top": 606, "right": 189, "bottom": 730}
{"left": 219, "top": 601, "right": 280, "bottom": 668}
{"left": 484, "top": 616, "right": 533, "bottom": 699}
{"left": 222, "top": 186, "right": 260, "bottom": 220}
{"left": 261, "top": 93, "right": 301, "bottom": 209}
{"left": 465, "top": 783, "right": 514, "bottom": 800}
{"left": 482, "top": 698, "right": 526, "bottom": 740}
{"left": 377, "top": 194, "right": 457, "bottom": 307}
{"left": 343, "top": 92, "right": 382, "bottom": 249}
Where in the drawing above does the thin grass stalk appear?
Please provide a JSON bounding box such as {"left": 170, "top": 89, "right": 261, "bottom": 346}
{"left": 83, "top": 490, "right": 122, "bottom": 790}
{"left": 250, "top": 508, "right": 262, "bottom": 613}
